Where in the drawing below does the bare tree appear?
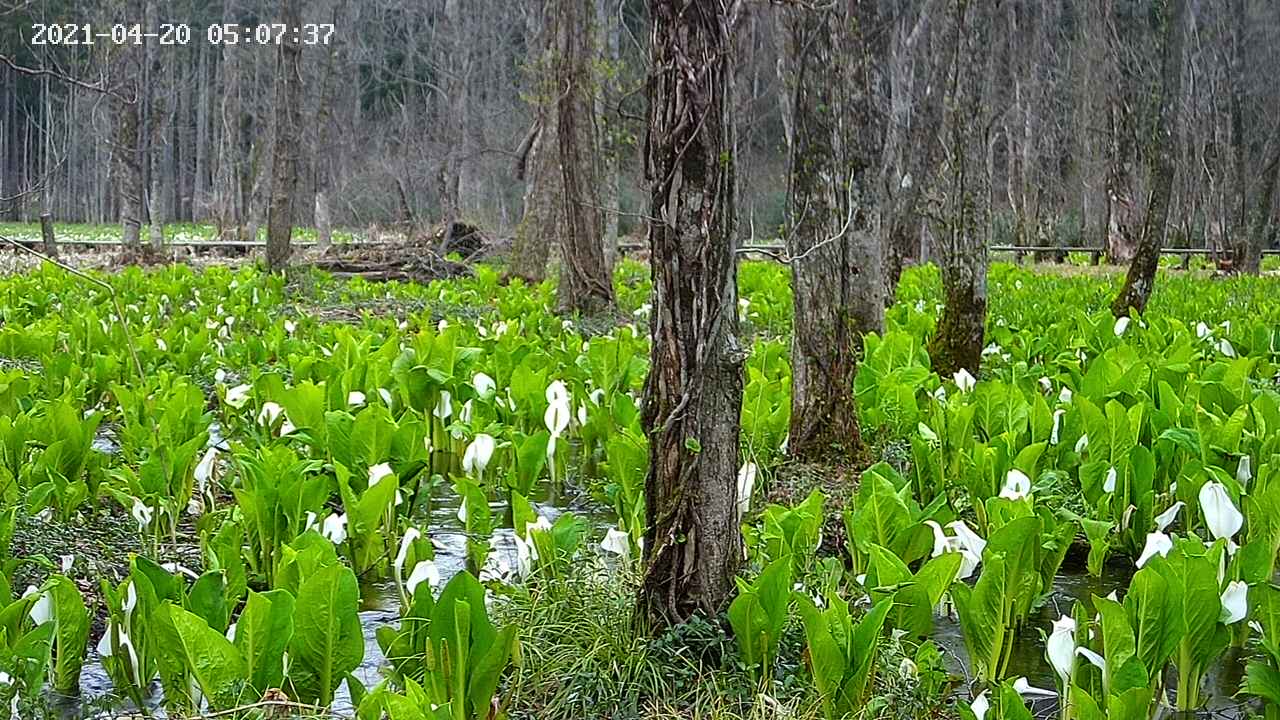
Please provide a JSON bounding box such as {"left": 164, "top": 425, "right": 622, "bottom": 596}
{"left": 266, "top": 0, "right": 303, "bottom": 272}
{"left": 511, "top": 1, "right": 561, "bottom": 282}
{"left": 782, "top": 0, "right": 882, "bottom": 462}
{"left": 928, "top": 0, "right": 995, "bottom": 377}
{"left": 556, "top": 0, "right": 615, "bottom": 314}
{"left": 1112, "top": 0, "right": 1186, "bottom": 316}
{"left": 640, "top": 0, "right": 745, "bottom": 628}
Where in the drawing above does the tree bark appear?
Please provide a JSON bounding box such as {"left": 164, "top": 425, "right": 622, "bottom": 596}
{"left": 266, "top": 0, "right": 303, "bottom": 272}
{"left": 114, "top": 85, "right": 143, "bottom": 248}
{"left": 783, "top": 1, "right": 881, "bottom": 462}
{"left": 640, "top": 0, "right": 745, "bottom": 629}
{"left": 555, "top": 0, "right": 615, "bottom": 315}
{"left": 146, "top": 0, "right": 166, "bottom": 250}
{"left": 928, "top": 0, "right": 993, "bottom": 378}
{"left": 511, "top": 2, "right": 559, "bottom": 282}
{"left": 1112, "top": 0, "right": 1186, "bottom": 317}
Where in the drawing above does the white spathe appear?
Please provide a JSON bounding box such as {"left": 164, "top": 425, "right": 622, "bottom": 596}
{"left": 321, "top": 513, "right": 348, "bottom": 545}
{"left": 1155, "top": 501, "right": 1185, "bottom": 532}
{"left": 406, "top": 560, "right": 441, "bottom": 595}
{"left": 1221, "top": 580, "right": 1248, "bottom": 624}
{"left": 601, "top": 528, "right": 631, "bottom": 558}
{"left": 224, "top": 384, "right": 252, "bottom": 409}
{"left": 347, "top": 391, "right": 366, "bottom": 407}
{"left": 463, "top": 434, "right": 495, "bottom": 477}
{"left": 954, "top": 368, "right": 977, "bottom": 393}
{"left": 131, "top": 498, "right": 154, "bottom": 529}
{"left": 194, "top": 446, "right": 218, "bottom": 493}
{"left": 1012, "top": 677, "right": 1056, "bottom": 698}
{"left": 1103, "top": 466, "right": 1118, "bottom": 494}
{"left": 1237, "top": 456, "right": 1253, "bottom": 487}
{"left": 368, "top": 462, "right": 395, "bottom": 487}
{"left": 1000, "top": 469, "right": 1032, "bottom": 501}
{"left": 971, "top": 691, "right": 989, "bottom": 720}
{"left": 394, "top": 527, "right": 422, "bottom": 579}
{"left": 737, "top": 462, "right": 758, "bottom": 518}
{"left": 472, "top": 372, "right": 496, "bottom": 397}
{"left": 1074, "top": 433, "right": 1089, "bottom": 454}
{"left": 1136, "top": 531, "right": 1173, "bottom": 568}
{"left": 1046, "top": 615, "right": 1076, "bottom": 683}
{"left": 1199, "top": 481, "right": 1243, "bottom": 543}
{"left": 1050, "top": 409, "right": 1065, "bottom": 445}
{"left": 1114, "top": 316, "right": 1131, "bottom": 336}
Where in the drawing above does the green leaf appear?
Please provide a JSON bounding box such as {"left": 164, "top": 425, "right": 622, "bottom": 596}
{"left": 289, "top": 563, "right": 364, "bottom": 706}
{"left": 233, "top": 590, "right": 295, "bottom": 695}
{"left": 166, "top": 604, "right": 247, "bottom": 710}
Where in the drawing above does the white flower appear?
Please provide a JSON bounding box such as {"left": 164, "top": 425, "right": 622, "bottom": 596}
{"left": 971, "top": 690, "right": 989, "bottom": 720}
{"left": 1012, "top": 676, "right": 1056, "bottom": 697}
{"left": 1058, "top": 386, "right": 1073, "bottom": 404}
{"left": 512, "top": 534, "right": 533, "bottom": 579}
{"left": 368, "top": 462, "right": 395, "bottom": 487}
{"left": 918, "top": 422, "right": 939, "bottom": 443}
{"left": 321, "top": 513, "right": 348, "bottom": 545}
{"left": 456, "top": 503, "right": 468, "bottom": 525}
{"left": 1199, "top": 481, "right": 1243, "bottom": 543}
{"left": 1000, "top": 469, "right": 1032, "bottom": 501}
{"left": 284, "top": 319, "right": 296, "bottom": 335}
{"left": 1074, "top": 433, "right": 1089, "bottom": 454}
{"left": 982, "top": 343, "right": 1003, "bottom": 357}
{"left": 1237, "top": 456, "right": 1252, "bottom": 487}
{"left": 303, "top": 511, "right": 319, "bottom": 533}
{"left": 1196, "top": 322, "right": 1210, "bottom": 338}
{"left": 161, "top": 562, "right": 200, "bottom": 579}
{"left": 1221, "top": 580, "right": 1248, "bottom": 624}
{"left": 1046, "top": 615, "right": 1076, "bottom": 683}
{"left": 406, "top": 560, "right": 441, "bottom": 595}
{"left": 926, "top": 520, "right": 985, "bottom": 580}
{"left": 953, "top": 368, "right": 977, "bottom": 393}
{"left": 737, "top": 462, "right": 757, "bottom": 518}
{"left": 1155, "top": 501, "right": 1185, "bottom": 532}
{"left": 1218, "top": 339, "right": 1236, "bottom": 357}
{"left": 224, "top": 384, "right": 252, "bottom": 409}
{"left": 1050, "top": 409, "right": 1065, "bottom": 445}
{"left": 544, "top": 399, "right": 570, "bottom": 437}
{"left": 463, "top": 434, "right": 495, "bottom": 478}
{"left": 257, "top": 401, "right": 284, "bottom": 426}
{"left": 378, "top": 388, "right": 394, "bottom": 406}
{"left": 131, "top": 498, "right": 154, "bottom": 529}
{"left": 601, "top": 528, "right": 631, "bottom": 558}
{"left": 28, "top": 590, "right": 52, "bottom": 625}
{"left": 156, "top": 338, "right": 167, "bottom": 352}
{"left": 545, "top": 380, "right": 570, "bottom": 407}
{"left": 577, "top": 404, "right": 588, "bottom": 427}
{"left": 1038, "top": 377, "right": 1053, "bottom": 393}
{"left": 433, "top": 391, "right": 453, "bottom": 420}
{"left": 472, "top": 372, "right": 496, "bottom": 397}
{"left": 1136, "top": 531, "right": 1173, "bottom": 568}
{"left": 60, "top": 554, "right": 75, "bottom": 572}
{"left": 1114, "top": 316, "right": 1131, "bottom": 336}
{"left": 589, "top": 388, "right": 605, "bottom": 406}
{"left": 214, "top": 368, "right": 227, "bottom": 384}
{"left": 194, "top": 446, "right": 218, "bottom": 492}
{"left": 347, "top": 391, "right": 366, "bottom": 407}
{"left": 1103, "top": 466, "right": 1118, "bottom": 494}
{"left": 395, "top": 527, "right": 422, "bottom": 579}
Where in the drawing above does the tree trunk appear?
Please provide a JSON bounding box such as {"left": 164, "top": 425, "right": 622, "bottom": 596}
{"left": 313, "top": 3, "right": 343, "bottom": 251}
{"left": 511, "top": 2, "right": 559, "bottom": 282}
{"left": 640, "top": 0, "right": 745, "bottom": 629}
{"left": 266, "top": 0, "right": 303, "bottom": 272}
{"left": 928, "top": 0, "right": 993, "bottom": 378}
{"left": 555, "top": 0, "right": 615, "bottom": 315}
{"left": 115, "top": 90, "right": 143, "bottom": 248}
{"left": 146, "top": 0, "right": 166, "bottom": 250}
{"left": 783, "top": 1, "right": 882, "bottom": 462}
{"left": 1112, "top": 0, "right": 1186, "bottom": 317}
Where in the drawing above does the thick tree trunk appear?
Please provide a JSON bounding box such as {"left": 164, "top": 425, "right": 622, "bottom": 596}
{"left": 555, "top": 0, "right": 615, "bottom": 315}
{"left": 146, "top": 0, "right": 166, "bottom": 250}
{"left": 783, "top": 1, "right": 881, "bottom": 462}
{"left": 266, "top": 0, "right": 303, "bottom": 272}
{"left": 1112, "top": 0, "right": 1186, "bottom": 317}
{"left": 115, "top": 92, "right": 143, "bottom": 248}
{"left": 511, "top": 4, "right": 559, "bottom": 282}
{"left": 928, "top": 0, "right": 992, "bottom": 378}
{"left": 640, "top": 0, "right": 745, "bottom": 629}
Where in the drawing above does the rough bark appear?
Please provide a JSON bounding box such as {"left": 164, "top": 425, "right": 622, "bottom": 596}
{"left": 1112, "top": 0, "right": 1186, "bottom": 317}
{"left": 555, "top": 0, "right": 615, "bottom": 314}
{"left": 511, "top": 2, "right": 559, "bottom": 282}
{"left": 640, "top": 0, "right": 745, "bottom": 629}
{"left": 928, "top": 0, "right": 993, "bottom": 378}
{"left": 783, "top": 1, "right": 881, "bottom": 462}
{"left": 266, "top": 0, "right": 303, "bottom": 272}
{"left": 146, "top": 0, "right": 166, "bottom": 250}
{"left": 114, "top": 85, "right": 143, "bottom": 248}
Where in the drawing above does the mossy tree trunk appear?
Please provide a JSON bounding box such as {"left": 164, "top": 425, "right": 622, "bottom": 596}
{"left": 510, "top": 2, "right": 560, "bottom": 283}
{"left": 928, "top": 0, "right": 992, "bottom": 378}
{"left": 639, "top": 0, "right": 745, "bottom": 630}
{"left": 265, "top": 0, "right": 302, "bottom": 272}
{"left": 1112, "top": 0, "right": 1185, "bottom": 316}
{"left": 782, "top": 1, "right": 882, "bottom": 462}
{"left": 555, "top": 0, "right": 614, "bottom": 314}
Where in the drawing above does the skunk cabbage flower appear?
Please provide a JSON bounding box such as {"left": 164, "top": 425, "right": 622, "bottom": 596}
{"left": 1103, "top": 467, "right": 1118, "bottom": 494}
{"left": 1046, "top": 615, "right": 1076, "bottom": 683}
{"left": 737, "top": 462, "right": 758, "bottom": 518}
{"left": 1058, "top": 386, "right": 1073, "bottom": 404}
{"left": 1038, "top": 377, "right": 1053, "bottom": 393}
{"left": 463, "top": 434, "right": 495, "bottom": 478}
{"left": 1221, "top": 581, "right": 1248, "bottom": 624}
{"left": 971, "top": 691, "right": 989, "bottom": 720}
{"left": 131, "top": 498, "right": 155, "bottom": 529}
{"left": 1000, "top": 469, "right": 1032, "bottom": 501}
{"left": 1136, "top": 531, "right": 1173, "bottom": 568}
{"left": 224, "top": 384, "right": 252, "bottom": 409}
{"left": 61, "top": 554, "right": 75, "bottom": 572}
{"left": 395, "top": 527, "right": 422, "bottom": 581}
{"left": 1114, "top": 316, "right": 1131, "bottom": 336}
{"left": 926, "top": 520, "right": 984, "bottom": 580}
{"left": 1074, "top": 434, "right": 1089, "bottom": 454}
{"left": 472, "top": 372, "right": 496, "bottom": 398}
{"left": 406, "top": 560, "right": 441, "bottom": 595}
{"left": 1199, "top": 481, "right": 1243, "bottom": 544}
{"left": 347, "top": 391, "right": 366, "bottom": 407}
{"left": 545, "top": 380, "right": 570, "bottom": 407}
{"left": 368, "top": 462, "right": 395, "bottom": 487}
{"left": 601, "top": 528, "right": 631, "bottom": 558}
{"left": 433, "top": 391, "right": 453, "bottom": 420}
{"left": 954, "top": 368, "right": 976, "bottom": 393}
{"left": 1155, "top": 501, "right": 1185, "bottom": 532}
{"left": 1237, "top": 456, "right": 1252, "bottom": 487}
{"left": 257, "top": 401, "right": 284, "bottom": 426}
{"left": 1050, "top": 409, "right": 1065, "bottom": 445}
{"left": 194, "top": 447, "right": 218, "bottom": 493}
{"left": 1012, "top": 677, "right": 1056, "bottom": 698}
{"left": 27, "top": 589, "right": 52, "bottom": 626}
{"left": 321, "top": 513, "right": 348, "bottom": 545}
